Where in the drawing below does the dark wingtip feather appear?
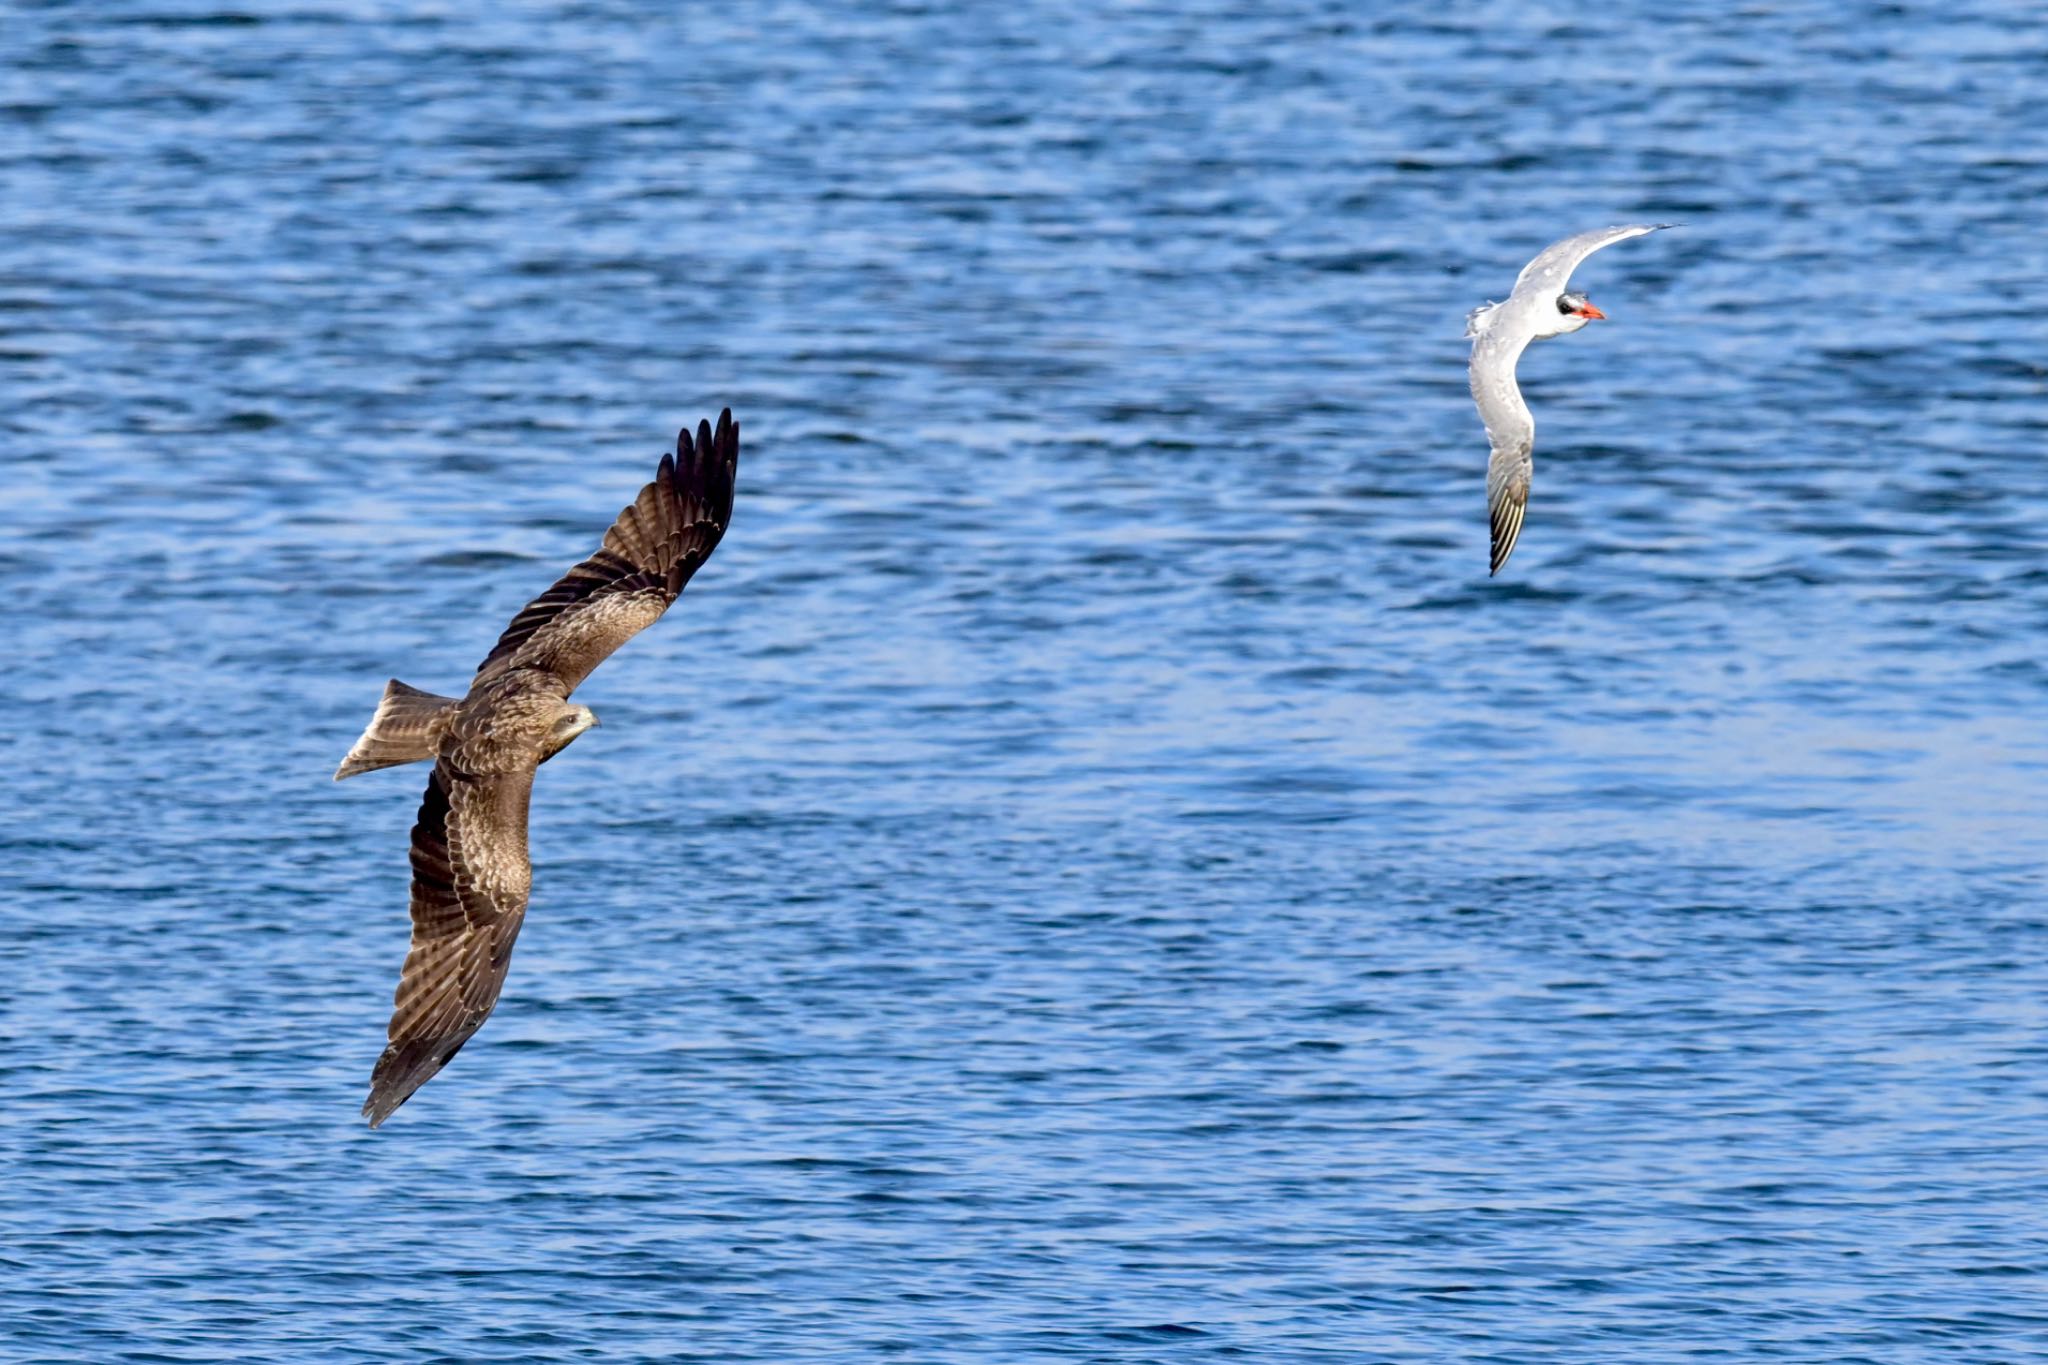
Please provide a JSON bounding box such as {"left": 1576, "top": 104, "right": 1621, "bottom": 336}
{"left": 665, "top": 410, "right": 739, "bottom": 513}
{"left": 1488, "top": 497, "right": 1525, "bottom": 577}
{"left": 678, "top": 407, "right": 739, "bottom": 528}
{"left": 362, "top": 1035, "right": 467, "bottom": 1128}
{"left": 361, "top": 1049, "right": 419, "bottom": 1128}
{"left": 362, "top": 1086, "right": 399, "bottom": 1128}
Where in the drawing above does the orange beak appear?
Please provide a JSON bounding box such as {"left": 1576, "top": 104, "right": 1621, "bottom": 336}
{"left": 1574, "top": 301, "right": 1607, "bottom": 321}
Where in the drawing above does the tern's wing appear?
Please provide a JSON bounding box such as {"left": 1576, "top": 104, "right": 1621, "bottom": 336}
{"left": 1485, "top": 436, "right": 1533, "bottom": 578}
{"left": 1512, "top": 223, "right": 1669, "bottom": 299}
{"left": 1470, "top": 326, "right": 1536, "bottom": 577}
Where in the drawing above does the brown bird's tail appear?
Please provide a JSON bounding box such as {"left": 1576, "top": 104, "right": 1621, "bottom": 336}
{"left": 334, "top": 680, "right": 457, "bottom": 780}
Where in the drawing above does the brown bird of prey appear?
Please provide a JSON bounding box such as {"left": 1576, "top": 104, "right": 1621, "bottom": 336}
{"left": 335, "top": 411, "right": 739, "bottom": 1127}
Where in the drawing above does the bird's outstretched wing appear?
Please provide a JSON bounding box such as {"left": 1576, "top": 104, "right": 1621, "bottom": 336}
{"left": 1470, "top": 322, "right": 1537, "bottom": 577}
{"left": 1486, "top": 438, "right": 1533, "bottom": 577}
{"left": 1513, "top": 223, "right": 1669, "bottom": 299}
{"left": 363, "top": 758, "right": 535, "bottom": 1127}
{"left": 473, "top": 410, "right": 739, "bottom": 694}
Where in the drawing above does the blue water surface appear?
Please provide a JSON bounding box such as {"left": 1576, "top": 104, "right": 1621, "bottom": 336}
{"left": 5, "top": 2, "right": 2048, "bottom": 1360}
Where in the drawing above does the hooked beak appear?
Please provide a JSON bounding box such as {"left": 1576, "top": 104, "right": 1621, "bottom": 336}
{"left": 1574, "top": 301, "right": 1607, "bottom": 321}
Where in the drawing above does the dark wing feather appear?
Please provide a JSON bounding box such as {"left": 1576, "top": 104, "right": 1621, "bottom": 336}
{"left": 473, "top": 410, "right": 739, "bottom": 694}
{"left": 1486, "top": 436, "right": 1534, "bottom": 577}
{"left": 1489, "top": 483, "right": 1529, "bottom": 577}
{"left": 362, "top": 758, "right": 536, "bottom": 1127}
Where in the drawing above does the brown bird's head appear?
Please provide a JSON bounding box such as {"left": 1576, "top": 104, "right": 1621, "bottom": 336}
{"left": 540, "top": 702, "right": 600, "bottom": 762}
